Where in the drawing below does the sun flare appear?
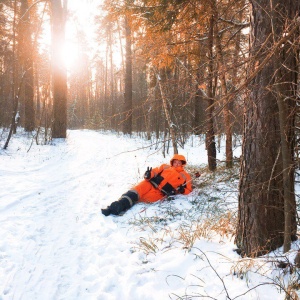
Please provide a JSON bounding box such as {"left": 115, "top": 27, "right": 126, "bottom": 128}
{"left": 61, "top": 40, "right": 78, "bottom": 70}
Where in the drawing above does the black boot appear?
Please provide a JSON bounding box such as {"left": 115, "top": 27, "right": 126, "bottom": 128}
{"left": 109, "top": 198, "right": 131, "bottom": 215}
{"left": 101, "top": 199, "right": 130, "bottom": 216}
{"left": 102, "top": 190, "right": 139, "bottom": 216}
{"left": 101, "top": 207, "right": 111, "bottom": 216}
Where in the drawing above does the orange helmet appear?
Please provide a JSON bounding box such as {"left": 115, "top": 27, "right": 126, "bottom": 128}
{"left": 170, "top": 154, "right": 187, "bottom": 166}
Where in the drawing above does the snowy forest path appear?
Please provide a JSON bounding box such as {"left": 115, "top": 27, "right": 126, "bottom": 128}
{"left": 0, "top": 130, "right": 149, "bottom": 300}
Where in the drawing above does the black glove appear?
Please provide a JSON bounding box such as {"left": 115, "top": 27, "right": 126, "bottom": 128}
{"left": 178, "top": 184, "right": 185, "bottom": 194}
{"left": 144, "top": 167, "right": 152, "bottom": 179}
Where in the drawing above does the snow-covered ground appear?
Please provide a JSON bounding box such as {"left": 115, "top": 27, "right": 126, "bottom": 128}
{"left": 0, "top": 129, "right": 299, "bottom": 300}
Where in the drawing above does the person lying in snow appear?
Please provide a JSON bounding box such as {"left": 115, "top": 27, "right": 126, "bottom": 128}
{"left": 101, "top": 154, "right": 193, "bottom": 216}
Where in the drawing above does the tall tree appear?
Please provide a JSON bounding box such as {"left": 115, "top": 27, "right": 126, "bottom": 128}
{"left": 236, "top": 0, "right": 298, "bottom": 256}
{"left": 123, "top": 7, "right": 133, "bottom": 135}
{"left": 157, "top": 68, "right": 178, "bottom": 154}
{"left": 51, "top": 0, "right": 67, "bottom": 138}
{"left": 206, "top": 15, "right": 217, "bottom": 171}
{"left": 0, "top": 1, "right": 13, "bottom": 127}
{"left": 210, "top": 0, "right": 233, "bottom": 168}
{"left": 3, "top": 0, "right": 19, "bottom": 149}
{"left": 19, "top": 0, "right": 35, "bottom": 132}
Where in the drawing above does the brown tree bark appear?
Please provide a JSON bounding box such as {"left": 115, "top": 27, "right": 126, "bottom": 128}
{"left": 123, "top": 13, "right": 133, "bottom": 135}
{"left": 3, "top": 0, "right": 18, "bottom": 149}
{"left": 157, "top": 71, "right": 178, "bottom": 154}
{"left": 193, "top": 87, "right": 205, "bottom": 136}
{"left": 20, "top": 0, "right": 35, "bottom": 132}
{"left": 236, "top": 0, "right": 298, "bottom": 257}
{"left": 51, "top": 0, "right": 67, "bottom": 138}
{"left": 206, "top": 15, "right": 217, "bottom": 171}
{"left": 211, "top": 0, "right": 233, "bottom": 168}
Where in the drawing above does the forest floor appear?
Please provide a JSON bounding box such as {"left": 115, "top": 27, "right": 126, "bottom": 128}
{"left": 0, "top": 129, "right": 300, "bottom": 300}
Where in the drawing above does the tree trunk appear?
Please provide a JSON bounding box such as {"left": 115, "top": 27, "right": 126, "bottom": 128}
{"left": 157, "top": 71, "right": 178, "bottom": 154}
{"left": 35, "top": 62, "right": 41, "bottom": 120}
{"left": 123, "top": 14, "right": 133, "bottom": 135}
{"left": 273, "top": 20, "right": 298, "bottom": 253}
{"left": 277, "top": 81, "right": 294, "bottom": 253}
{"left": 51, "top": 0, "right": 67, "bottom": 138}
{"left": 206, "top": 15, "right": 217, "bottom": 171}
{"left": 236, "top": 0, "right": 298, "bottom": 257}
{"left": 194, "top": 42, "right": 206, "bottom": 136}
{"left": 20, "top": 0, "right": 35, "bottom": 132}
{"left": 211, "top": 0, "right": 233, "bottom": 168}
{"left": 109, "top": 27, "right": 116, "bottom": 130}
{"left": 193, "top": 87, "right": 204, "bottom": 135}
{"left": 3, "top": 0, "right": 18, "bottom": 149}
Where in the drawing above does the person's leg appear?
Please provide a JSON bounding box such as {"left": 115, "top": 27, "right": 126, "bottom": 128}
{"left": 133, "top": 180, "right": 152, "bottom": 197}
{"left": 101, "top": 190, "right": 139, "bottom": 216}
{"left": 132, "top": 180, "right": 165, "bottom": 202}
{"left": 139, "top": 188, "right": 165, "bottom": 203}
{"left": 101, "top": 180, "right": 163, "bottom": 216}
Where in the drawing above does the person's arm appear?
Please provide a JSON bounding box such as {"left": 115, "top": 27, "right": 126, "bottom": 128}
{"left": 144, "top": 164, "right": 165, "bottom": 180}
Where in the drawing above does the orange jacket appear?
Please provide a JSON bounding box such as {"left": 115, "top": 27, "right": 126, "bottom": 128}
{"left": 132, "top": 164, "right": 192, "bottom": 203}
{"left": 147, "top": 164, "right": 192, "bottom": 195}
